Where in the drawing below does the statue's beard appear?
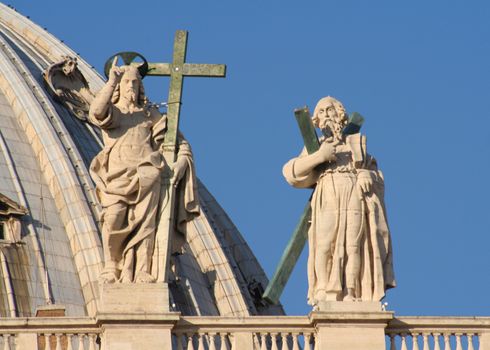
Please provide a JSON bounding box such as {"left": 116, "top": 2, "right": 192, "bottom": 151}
{"left": 123, "top": 90, "right": 137, "bottom": 103}
{"left": 321, "top": 119, "right": 343, "bottom": 142}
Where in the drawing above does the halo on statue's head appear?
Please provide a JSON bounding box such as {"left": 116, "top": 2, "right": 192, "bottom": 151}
{"left": 104, "top": 51, "right": 149, "bottom": 79}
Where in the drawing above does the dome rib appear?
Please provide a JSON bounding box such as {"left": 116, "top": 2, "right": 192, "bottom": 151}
{"left": 0, "top": 33, "right": 102, "bottom": 315}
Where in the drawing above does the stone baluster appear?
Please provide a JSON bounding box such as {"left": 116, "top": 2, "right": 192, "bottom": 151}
{"left": 467, "top": 334, "right": 475, "bottom": 350}
{"left": 443, "top": 334, "right": 450, "bottom": 350}
{"left": 47, "top": 333, "right": 55, "bottom": 350}
{"left": 88, "top": 334, "right": 97, "bottom": 350}
{"left": 221, "top": 333, "right": 230, "bottom": 350}
{"left": 433, "top": 333, "right": 441, "bottom": 350}
{"left": 271, "top": 333, "right": 279, "bottom": 350}
{"left": 2, "top": 335, "right": 9, "bottom": 350}
{"left": 78, "top": 334, "right": 85, "bottom": 350}
{"left": 400, "top": 333, "right": 407, "bottom": 350}
{"left": 291, "top": 333, "right": 300, "bottom": 350}
{"left": 388, "top": 334, "right": 396, "bottom": 350}
{"left": 454, "top": 333, "right": 462, "bottom": 350}
{"left": 197, "top": 333, "right": 205, "bottom": 350}
{"left": 304, "top": 333, "right": 312, "bottom": 350}
{"left": 55, "top": 334, "right": 62, "bottom": 350}
{"left": 313, "top": 335, "right": 319, "bottom": 350}
{"left": 66, "top": 334, "right": 73, "bottom": 350}
{"left": 260, "top": 333, "right": 267, "bottom": 350}
{"left": 412, "top": 333, "right": 420, "bottom": 350}
{"left": 187, "top": 333, "right": 195, "bottom": 350}
{"left": 175, "top": 333, "right": 184, "bottom": 350}
{"left": 281, "top": 333, "right": 288, "bottom": 350}
{"left": 422, "top": 333, "right": 429, "bottom": 350}
{"left": 208, "top": 333, "right": 217, "bottom": 350}
{"left": 257, "top": 333, "right": 265, "bottom": 349}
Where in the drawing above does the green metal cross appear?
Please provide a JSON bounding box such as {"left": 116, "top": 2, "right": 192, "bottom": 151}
{"left": 104, "top": 31, "right": 226, "bottom": 156}
{"left": 146, "top": 30, "right": 226, "bottom": 158}
{"left": 262, "top": 108, "right": 318, "bottom": 305}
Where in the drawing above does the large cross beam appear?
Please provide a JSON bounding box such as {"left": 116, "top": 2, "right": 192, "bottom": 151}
{"left": 262, "top": 108, "right": 318, "bottom": 305}
{"left": 151, "top": 30, "right": 226, "bottom": 283}
{"left": 146, "top": 30, "right": 226, "bottom": 158}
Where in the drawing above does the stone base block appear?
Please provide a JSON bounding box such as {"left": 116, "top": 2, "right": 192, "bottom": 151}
{"left": 316, "top": 300, "right": 382, "bottom": 312}
{"left": 101, "top": 325, "right": 173, "bottom": 350}
{"left": 99, "top": 283, "right": 169, "bottom": 314}
{"left": 310, "top": 309, "right": 393, "bottom": 350}
{"left": 97, "top": 283, "right": 179, "bottom": 350}
{"left": 316, "top": 326, "right": 386, "bottom": 350}
{"left": 35, "top": 304, "right": 66, "bottom": 317}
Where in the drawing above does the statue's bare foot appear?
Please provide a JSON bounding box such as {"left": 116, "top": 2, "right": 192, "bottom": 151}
{"left": 314, "top": 289, "right": 327, "bottom": 302}
{"left": 135, "top": 272, "right": 156, "bottom": 283}
{"left": 343, "top": 294, "right": 355, "bottom": 301}
{"left": 343, "top": 289, "right": 356, "bottom": 301}
{"left": 99, "top": 269, "right": 118, "bottom": 284}
{"left": 119, "top": 272, "right": 133, "bottom": 283}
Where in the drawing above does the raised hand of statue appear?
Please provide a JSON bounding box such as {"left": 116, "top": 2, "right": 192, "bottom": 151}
{"left": 317, "top": 141, "right": 337, "bottom": 163}
{"left": 170, "top": 157, "right": 188, "bottom": 188}
{"left": 108, "top": 56, "right": 123, "bottom": 86}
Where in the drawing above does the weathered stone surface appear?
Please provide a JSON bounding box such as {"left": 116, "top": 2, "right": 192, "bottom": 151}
{"left": 316, "top": 301, "right": 382, "bottom": 313}
{"left": 98, "top": 284, "right": 178, "bottom": 350}
{"left": 99, "top": 283, "right": 169, "bottom": 314}
{"left": 283, "top": 96, "right": 395, "bottom": 306}
{"left": 310, "top": 309, "right": 393, "bottom": 350}
{"left": 89, "top": 62, "right": 198, "bottom": 284}
{"left": 43, "top": 56, "right": 95, "bottom": 121}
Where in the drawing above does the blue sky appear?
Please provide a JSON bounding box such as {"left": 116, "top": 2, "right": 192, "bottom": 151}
{"left": 7, "top": 0, "right": 490, "bottom": 316}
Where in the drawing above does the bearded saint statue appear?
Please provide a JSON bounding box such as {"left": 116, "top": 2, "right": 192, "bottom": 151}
{"left": 89, "top": 61, "right": 199, "bottom": 284}
{"left": 283, "top": 96, "right": 395, "bottom": 306}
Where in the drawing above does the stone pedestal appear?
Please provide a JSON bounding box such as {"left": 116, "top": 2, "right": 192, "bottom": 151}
{"left": 310, "top": 302, "right": 393, "bottom": 350}
{"left": 97, "top": 283, "right": 179, "bottom": 350}
{"left": 35, "top": 304, "right": 66, "bottom": 317}
{"left": 99, "top": 283, "right": 170, "bottom": 314}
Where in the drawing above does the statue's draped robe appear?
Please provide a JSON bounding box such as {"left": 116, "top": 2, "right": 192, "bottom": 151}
{"left": 89, "top": 105, "right": 199, "bottom": 278}
{"left": 283, "top": 134, "right": 395, "bottom": 303}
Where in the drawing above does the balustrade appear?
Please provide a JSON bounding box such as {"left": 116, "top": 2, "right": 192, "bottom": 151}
{"left": 386, "top": 317, "right": 490, "bottom": 350}
{"left": 0, "top": 318, "right": 100, "bottom": 349}
{"left": 38, "top": 332, "right": 99, "bottom": 350}
{"left": 0, "top": 314, "right": 484, "bottom": 349}
{"left": 171, "top": 316, "right": 316, "bottom": 350}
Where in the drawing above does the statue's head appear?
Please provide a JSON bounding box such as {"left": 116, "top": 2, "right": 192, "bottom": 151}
{"left": 312, "top": 96, "right": 347, "bottom": 141}
{"left": 111, "top": 65, "right": 147, "bottom": 107}
{"left": 61, "top": 56, "right": 77, "bottom": 76}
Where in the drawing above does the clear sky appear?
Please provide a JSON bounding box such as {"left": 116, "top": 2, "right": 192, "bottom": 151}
{"left": 6, "top": 0, "right": 490, "bottom": 316}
